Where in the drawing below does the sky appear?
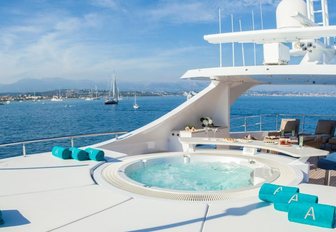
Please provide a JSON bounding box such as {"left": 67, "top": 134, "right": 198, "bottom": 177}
{"left": 0, "top": 0, "right": 335, "bottom": 85}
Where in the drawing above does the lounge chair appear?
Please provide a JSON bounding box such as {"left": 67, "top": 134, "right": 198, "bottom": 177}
{"left": 317, "top": 153, "right": 336, "bottom": 185}
{"left": 268, "top": 118, "right": 300, "bottom": 137}
{"left": 302, "top": 120, "right": 336, "bottom": 148}
{"left": 325, "top": 135, "right": 336, "bottom": 151}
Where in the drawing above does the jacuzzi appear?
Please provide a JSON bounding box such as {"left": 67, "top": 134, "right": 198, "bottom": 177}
{"left": 101, "top": 152, "right": 303, "bottom": 201}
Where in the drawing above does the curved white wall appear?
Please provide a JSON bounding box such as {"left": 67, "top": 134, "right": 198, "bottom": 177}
{"left": 97, "top": 80, "right": 256, "bottom": 155}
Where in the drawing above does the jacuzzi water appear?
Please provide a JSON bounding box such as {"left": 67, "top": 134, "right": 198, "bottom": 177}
{"left": 124, "top": 157, "right": 255, "bottom": 191}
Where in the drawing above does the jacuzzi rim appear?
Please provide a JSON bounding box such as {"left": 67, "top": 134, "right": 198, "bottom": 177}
{"left": 100, "top": 152, "right": 303, "bottom": 201}
{"left": 118, "top": 154, "right": 279, "bottom": 194}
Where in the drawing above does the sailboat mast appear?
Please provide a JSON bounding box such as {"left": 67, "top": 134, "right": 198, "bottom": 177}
{"left": 95, "top": 85, "right": 98, "bottom": 98}
{"left": 112, "top": 78, "right": 116, "bottom": 98}
{"left": 109, "top": 80, "right": 112, "bottom": 98}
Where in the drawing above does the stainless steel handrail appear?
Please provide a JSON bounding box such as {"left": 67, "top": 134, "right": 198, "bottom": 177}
{"left": 2, "top": 113, "right": 336, "bottom": 157}
{"left": 277, "top": 113, "right": 336, "bottom": 117}
{"left": 0, "top": 131, "right": 128, "bottom": 157}
{"left": 230, "top": 114, "right": 274, "bottom": 120}
{"left": 231, "top": 113, "right": 336, "bottom": 133}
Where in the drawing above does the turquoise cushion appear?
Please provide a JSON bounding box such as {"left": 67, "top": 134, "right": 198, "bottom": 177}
{"left": 0, "top": 210, "right": 3, "bottom": 225}
{"left": 85, "top": 148, "right": 105, "bottom": 161}
{"left": 288, "top": 202, "right": 335, "bottom": 228}
{"left": 51, "top": 146, "right": 72, "bottom": 159}
{"left": 69, "top": 147, "right": 89, "bottom": 161}
{"left": 259, "top": 183, "right": 299, "bottom": 202}
{"left": 274, "top": 192, "right": 318, "bottom": 212}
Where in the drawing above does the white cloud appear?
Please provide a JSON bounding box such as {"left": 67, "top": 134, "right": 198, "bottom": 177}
{"left": 241, "top": 0, "right": 279, "bottom": 6}
{"left": 0, "top": 6, "right": 199, "bottom": 84}
{"left": 55, "top": 18, "right": 81, "bottom": 32}
{"left": 143, "top": 0, "right": 280, "bottom": 24}
{"left": 84, "top": 13, "right": 104, "bottom": 28}
{"left": 147, "top": 2, "right": 215, "bottom": 23}
{"left": 10, "top": 25, "right": 41, "bottom": 34}
{"left": 90, "top": 0, "right": 121, "bottom": 10}
{"left": 1, "top": 33, "right": 16, "bottom": 49}
{"left": 0, "top": 11, "right": 107, "bottom": 83}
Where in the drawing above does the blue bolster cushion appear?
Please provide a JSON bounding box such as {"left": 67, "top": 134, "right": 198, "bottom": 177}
{"left": 258, "top": 183, "right": 299, "bottom": 202}
{"left": 69, "top": 147, "right": 89, "bottom": 161}
{"left": 0, "top": 210, "right": 3, "bottom": 225}
{"left": 51, "top": 146, "right": 72, "bottom": 159}
{"left": 273, "top": 192, "right": 318, "bottom": 212}
{"left": 85, "top": 148, "right": 105, "bottom": 161}
{"left": 288, "top": 202, "right": 335, "bottom": 228}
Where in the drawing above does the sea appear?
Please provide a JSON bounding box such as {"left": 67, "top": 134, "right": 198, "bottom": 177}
{"left": 1, "top": 95, "right": 336, "bottom": 158}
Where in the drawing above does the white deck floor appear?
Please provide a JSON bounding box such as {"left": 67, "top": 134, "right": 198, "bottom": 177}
{"left": 0, "top": 151, "right": 335, "bottom": 232}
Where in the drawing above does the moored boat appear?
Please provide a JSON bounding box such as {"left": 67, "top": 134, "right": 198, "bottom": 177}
{"left": 104, "top": 77, "right": 119, "bottom": 105}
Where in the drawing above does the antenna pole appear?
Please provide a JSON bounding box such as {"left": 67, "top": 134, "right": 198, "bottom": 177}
{"left": 321, "top": 0, "right": 330, "bottom": 45}
{"left": 259, "top": 0, "right": 264, "bottom": 30}
{"left": 252, "top": 10, "right": 256, "bottom": 66}
{"left": 231, "top": 14, "right": 235, "bottom": 67}
{"left": 239, "top": 19, "right": 245, "bottom": 66}
{"left": 219, "top": 8, "right": 222, "bottom": 67}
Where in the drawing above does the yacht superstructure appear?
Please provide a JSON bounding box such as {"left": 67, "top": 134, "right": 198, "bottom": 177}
{"left": 1, "top": 1, "right": 336, "bottom": 231}
{"left": 99, "top": 0, "right": 336, "bottom": 156}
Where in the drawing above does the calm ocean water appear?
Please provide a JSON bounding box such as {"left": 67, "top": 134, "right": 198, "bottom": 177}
{"left": 1, "top": 95, "right": 336, "bottom": 158}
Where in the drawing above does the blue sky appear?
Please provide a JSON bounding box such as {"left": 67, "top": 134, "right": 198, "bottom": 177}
{"left": 0, "top": 0, "right": 335, "bottom": 85}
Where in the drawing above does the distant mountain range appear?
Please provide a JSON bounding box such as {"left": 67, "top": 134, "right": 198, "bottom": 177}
{"left": 1, "top": 78, "right": 335, "bottom": 95}
{"left": 0, "top": 78, "right": 209, "bottom": 93}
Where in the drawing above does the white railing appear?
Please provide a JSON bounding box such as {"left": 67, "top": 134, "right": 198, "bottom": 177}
{"left": 230, "top": 113, "right": 336, "bottom": 133}
{"left": 0, "top": 131, "right": 127, "bottom": 157}
{"left": 2, "top": 113, "right": 336, "bottom": 158}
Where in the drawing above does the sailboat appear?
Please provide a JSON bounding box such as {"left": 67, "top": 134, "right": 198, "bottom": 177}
{"left": 133, "top": 94, "right": 139, "bottom": 109}
{"left": 87, "top": 86, "right": 100, "bottom": 100}
{"left": 104, "top": 77, "right": 118, "bottom": 105}
{"left": 85, "top": 89, "right": 94, "bottom": 101}
{"left": 51, "top": 89, "right": 63, "bottom": 102}
{"left": 93, "top": 86, "right": 100, "bottom": 100}
{"left": 117, "top": 88, "right": 123, "bottom": 101}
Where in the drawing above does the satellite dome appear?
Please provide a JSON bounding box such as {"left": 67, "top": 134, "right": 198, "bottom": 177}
{"left": 276, "top": 0, "right": 307, "bottom": 29}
